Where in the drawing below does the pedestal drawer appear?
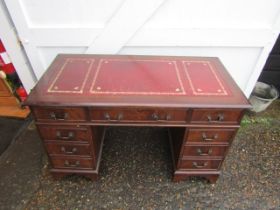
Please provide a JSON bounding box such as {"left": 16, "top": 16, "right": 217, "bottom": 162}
{"left": 33, "top": 107, "right": 86, "bottom": 122}
{"left": 46, "top": 143, "right": 92, "bottom": 156}
{"left": 179, "top": 159, "right": 222, "bottom": 170}
{"left": 182, "top": 145, "right": 227, "bottom": 157}
{"left": 37, "top": 125, "right": 91, "bottom": 143}
{"left": 191, "top": 109, "right": 243, "bottom": 124}
{"left": 90, "top": 108, "right": 188, "bottom": 123}
{"left": 50, "top": 157, "right": 94, "bottom": 169}
{"left": 185, "top": 128, "right": 237, "bottom": 144}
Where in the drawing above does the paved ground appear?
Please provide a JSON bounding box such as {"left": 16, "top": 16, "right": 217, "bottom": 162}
{"left": 0, "top": 117, "right": 25, "bottom": 155}
{"left": 0, "top": 101, "right": 280, "bottom": 210}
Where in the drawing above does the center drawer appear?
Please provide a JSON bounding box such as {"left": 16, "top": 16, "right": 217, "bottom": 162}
{"left": 90, "top": 108, "right": 188, "bottom": 123}
{"left": 37, "top": 125, "right": 92, "bottom": 143}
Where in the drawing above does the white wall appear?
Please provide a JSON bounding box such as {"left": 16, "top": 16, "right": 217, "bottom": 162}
{"left": 3, "top": 0, "right": 280, "bottom": 96}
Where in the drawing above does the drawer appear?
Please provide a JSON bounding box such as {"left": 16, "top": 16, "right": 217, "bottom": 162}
{"left": 90, "top": 108, "right": 188, "bottom": 123}
{"left": 50, "top": 157, "right": 94, "bottom": 169}
{"left": 191, "top": 109, "right": 243, "bottom": 124}
{"left": 37, "top": 125, "right": 91, "bottom": 143}
{"left": 32, "top": 107, "right": 86, "bottom": 122}
{"left": 46, "top": 142, "right": 92, "bottom": 156}
{"left": 185, "top": 128, "right": 237, "bottom": 144}
{"left": 182, "top": 145, "right": 228, "bottom": 157}
{"left": 179, "top": 159, "right": 222, "bottom": 170}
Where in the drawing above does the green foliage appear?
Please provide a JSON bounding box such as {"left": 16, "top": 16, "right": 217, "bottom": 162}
{"left": 241, "top": 115, "right": 273, "bottom": 127}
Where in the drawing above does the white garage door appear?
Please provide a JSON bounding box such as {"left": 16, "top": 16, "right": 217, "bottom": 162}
{"left": 4, "top": 0, "right": 280, "bottom": 96}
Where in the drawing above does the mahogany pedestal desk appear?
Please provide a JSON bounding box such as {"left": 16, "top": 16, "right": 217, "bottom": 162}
{"left": 25, "top": 54, "right": 251, "bottom": 183}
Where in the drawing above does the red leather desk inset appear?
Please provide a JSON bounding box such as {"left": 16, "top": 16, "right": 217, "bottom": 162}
{"left": 25, "top": 54, "right": 250, "bottom": 183}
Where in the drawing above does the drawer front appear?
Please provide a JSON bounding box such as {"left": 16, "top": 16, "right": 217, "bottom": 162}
{"left": 185, "top": 128, "right": 237, "bottom": 144}
{"left": 33, "top": 107, "right": 86, "bottom": 122}
{"left": 37, "top": 125, "right": 91, "bottom": 143}
{"left": 191, "top": 109, "right": 243, "bottom": 124}
{"left": 179, "top": 159, "right": 222, "bottom": 170}
{"left": 50, "top": 157, "right": 94, "bottom": 169}
{"left": 90, "top": 108, "right": 188, "bottom": 123}
{"left": 182, "top": 145, "right": 227, "bottom": 157}
{"left": 46, "top": 143, "right": 92, "bottom": 156}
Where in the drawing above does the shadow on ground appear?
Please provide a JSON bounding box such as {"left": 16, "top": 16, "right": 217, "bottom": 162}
{"left": 0, "top": 101, "right": 280, "bottom": 209}
{"left": 0, "top": 117, "right": 25, "bottom": 155}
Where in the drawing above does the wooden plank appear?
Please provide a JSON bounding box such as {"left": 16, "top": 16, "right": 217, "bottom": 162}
{"left": 127, "top": 28, "right": 273, "bottom": 47}
{"left": 86, "top": 0, "right": 166, "bottom": 54}
{"left": 0, "top": 96, "right": 19, "bottom": 106}
{"left": 0, "top": 106, "right": 30, "bottom": 118}
{"left": 0, "top": 79, "right": 12, "bottom": 97}
{"left": 30, "top": 27, "right": 273, "bottom": 47}
{"left": 30, "top": 28, "right": 102, "bottom": 47}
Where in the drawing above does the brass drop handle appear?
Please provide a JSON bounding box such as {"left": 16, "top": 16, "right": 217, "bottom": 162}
{"left": 117, "top": 113, "right": 123, "bottom": 121}
{"left": 152, "top": 113, "right": 159, "bottom": 120}
{"left": 202, "top": 133, "right": 218, "bottom": 141}
{"left": 165, "top": 114, "right": 172, "bottom": 121}
{"left": 56, "top": 131, "right": 74, "bottom": 140}
{"left": 193, "top": 161, "right": 208, "bottom": 168}
{"left": 61, "top": 146, "right": 77, "bottom": 154}
{"left": 207, "top": 113, "right": 224, "bottom": 122}
{"left": 196, "top": 148, "right": 212, "bottom": 156}
{"left": 104, "top": 113, "right": 123, "bottom": 121}
{"left": 104, "top": 113, "right": 110, "bottom": 120}
{"left": 64, "top": 160, "right": 80, "bottom": 167}
{"left": 50, "top": 112, "right": 68, "bottom": 120}
{"left": 152, "top": 113, "right": 171, "bottom": 121}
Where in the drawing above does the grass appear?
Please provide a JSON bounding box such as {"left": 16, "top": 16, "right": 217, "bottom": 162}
{"left": 241, "top": 115, "right": 273, "bottom": 127}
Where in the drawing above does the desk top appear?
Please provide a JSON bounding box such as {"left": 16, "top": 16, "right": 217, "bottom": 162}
{"left": 25, "top": 54, "right": 250, "bottom": 108}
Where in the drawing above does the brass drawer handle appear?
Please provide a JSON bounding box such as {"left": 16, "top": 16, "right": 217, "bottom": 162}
{"left": 202, "top": 133, "right": 218, "bottom": 141}
{"left": 104, "top": 113, "right": 123, "bottom": 121}
{"left": 50, "top": 112, "right": 68, "bottom": 120}
{"left": 152, "top": 113, "right": 159, "bottom": 120}
{"left": 207, "top": 113, "right": 224, "bottom": 122}
{"left": 104, "top": 113, "right": 110, "bottom": 120}
{"left": 56, "top": 131, "right": 74, "bottom": 140}
{"left": 61, "top": 146, "right": 77, "bottom": 154}
{"left": 165, "top": 114, "right": 172, "bottom": 121}
{"left": 64, "top": 160, "right": 80, "bottom": 167}
{"left": 117, "top": 113, "right": 123, "bottom": 121}
{"left": 196, "top": 148, "right": 212, "bottom": 156}
{"left": 151, "top": 113, "right": 172, "bottom": 121}
{"left": 192, "top": 161, "right": 208, "bottom": 168}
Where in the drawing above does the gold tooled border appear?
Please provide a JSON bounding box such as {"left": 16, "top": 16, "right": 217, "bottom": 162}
{"left": 47, "top": 58, "right": 94, "bottom": 94}
{"left": 183, "top": 61, "right": 228, "bottom": 96}
{"left": 90, "top": 59, "right": 186, "bottom": 95}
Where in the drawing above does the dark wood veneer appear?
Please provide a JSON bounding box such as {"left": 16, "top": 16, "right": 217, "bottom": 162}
{"left": 46, "top": 143, "right": 92, "bottom": 156}
{"left": 25, "top": 54, "right": 250, "bottom": 183}
{"left": 37, "top": 125, "right": 91, "bottom": 143}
